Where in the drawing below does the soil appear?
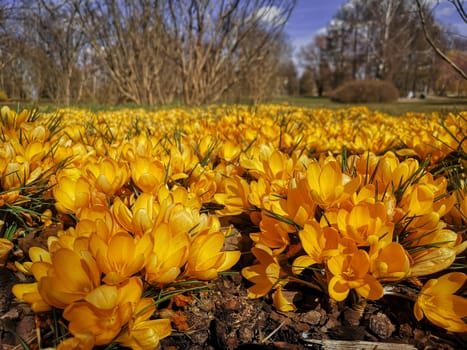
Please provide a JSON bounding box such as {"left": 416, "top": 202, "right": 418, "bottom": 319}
{"left": 2, "top": 267, "right": 466, "bottom": 350}
{"left": 1, "top": 222, "right": 466, "bottom": 349}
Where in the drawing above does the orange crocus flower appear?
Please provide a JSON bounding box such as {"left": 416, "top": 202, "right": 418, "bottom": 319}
{"left": 369, "top": 240, "right": 410, "bottom": 281}
{"left": 57, "top": 333, "right": 95, "bottom": 350}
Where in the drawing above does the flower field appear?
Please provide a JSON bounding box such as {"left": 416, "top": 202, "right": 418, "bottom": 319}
{"left": 0, "top": 104, "right": 466, "bottom": 349}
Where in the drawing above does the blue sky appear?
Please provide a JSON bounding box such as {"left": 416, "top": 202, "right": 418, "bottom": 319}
{"left": 285, "top": 0, "right": 467, "bottom": 52}
{"left": 285, "top": 0, "right": 347, "bottom": 50}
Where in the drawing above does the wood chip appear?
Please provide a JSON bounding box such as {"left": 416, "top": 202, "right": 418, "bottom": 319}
{"left": 303, "top": 339, "right": 417, "bottom": 349}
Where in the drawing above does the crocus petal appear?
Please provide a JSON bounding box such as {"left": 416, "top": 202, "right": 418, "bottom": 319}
{"left": 430, "top": 272, "right": 467, "bottom": 295}
{"left": 328, "top": 276, "right": 349, "bottom": 301}
{"left": 355, "top": 275, "right": 384, "bottom": 300}
{"left": 85, "top": 285, "right": 118, "bottom": 310}
{"left": 292, "top": 255, "right": 318, "bottom": 275}
{"left": 215, "top": 251, "right": 241, "bottom": 273}
{"left": 272, "top": 287, "right": 296, "bottom": 312}
{"left": 425, "top": 296, "right": 467, "bottom": 332}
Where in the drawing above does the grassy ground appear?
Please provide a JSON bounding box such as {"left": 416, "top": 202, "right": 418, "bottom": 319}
{"left": 3, "top": 95, "right": 466, "bottom": 115}
{"left": 270, "top": 96, "right": 467, "bottom": 115}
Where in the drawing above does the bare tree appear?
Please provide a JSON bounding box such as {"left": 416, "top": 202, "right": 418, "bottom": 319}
{"left": 74, "top": 0, "right": 177, "bottom": 105}
{"left": 299, "top": 35, "right": 333, "bottom": 96}
{"left": 0, "top": 2, "right": 20, "bottom": 74}
{"left": 299, "top": 0, "right": 445, "bottom": 96}
{"left": 164, "top": 0, "right": 295, "bottom": 105}
{"left": 239, "top": 31, "right": 292, "bottom": 103}
{"left": 0, "top": 1, "right": 26, "bottom": 98}
{"left": 415, "top": 0, "right": 467, "bottom": 80}
{"left": 31, "top": 0, "right": 86, "bottom": 104}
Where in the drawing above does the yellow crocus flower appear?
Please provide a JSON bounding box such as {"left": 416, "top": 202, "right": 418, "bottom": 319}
{"left": 145, "top": 223, "right": 190, "bottom": 285}
{"left": 53, "top": 175, "right": 92, "bottom": 214}
{"left": 38, "top": 248, "right": 101, "bottom": 308}
{"left": 241, "top": 244, "right": 288, "bottom": 299}
{"left": 185, "top": 230, "right": 240, "bottom": 280}
{"left": 85, "top": 157, "right": 130, "bottom": 196}
{"left": 131, "top": 156, "right": 166, "bottom": 193}
{"left": 91, "top": 232, "right": 151, "bottom": 285}
{"left": 63, "top": 277, "right": 143, "bottom": 346}
{"left": 327, "top": 249, "right": 384, "bottom": 302}
{"left": 117, "top": 298, "right": 172, "bottom": 350}
{"left": 414, "top": 272, "right": 467, "bottom": 332}
{"left": 293, "top": 220, "right": 340, "bottom": 275}
{"left": 305, "top": 160, "right": 360, "bottom": 208}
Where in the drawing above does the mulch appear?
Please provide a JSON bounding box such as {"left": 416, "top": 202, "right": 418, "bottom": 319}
{"left": 2, "top": 267, "right": 466, "bottom": 350}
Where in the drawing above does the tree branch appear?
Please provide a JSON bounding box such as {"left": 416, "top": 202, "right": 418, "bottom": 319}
{"left": 415, "top": 0, "right": 467, "bottom": 80}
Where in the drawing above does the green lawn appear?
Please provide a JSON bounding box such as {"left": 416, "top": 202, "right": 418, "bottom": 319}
{"left": 270, "top": 96, "right": 467, "bottom": 115}
{"left": 3, "top": 95, "right": 466, "bottom": 115}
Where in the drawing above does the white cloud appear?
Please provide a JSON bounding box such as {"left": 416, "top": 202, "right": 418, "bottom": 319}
{"left": 255, "top": 5, "right": 287, "bottom": 25}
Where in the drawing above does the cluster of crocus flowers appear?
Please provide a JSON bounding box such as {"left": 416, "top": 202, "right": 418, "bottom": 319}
{"left": 1, "top": 103, "right": 465, "bottom": 349}
{"left": 235, "top": 148, "right": 466, "bottom": 331}
{"left": 13, "top": 179, "right": 240, "bottom": 348}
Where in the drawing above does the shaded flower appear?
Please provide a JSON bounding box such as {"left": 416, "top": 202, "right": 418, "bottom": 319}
{"left": 241, "top": 244, "right": 288, "bottom": 299}
{"left": 117, "top": 298, "right": 172, "bottom": 350}
{"left": 214, "top": 175, "right": 254, "bottom": 216}
{"left": 272, "top": 287, "right": 296, "bottom": 312}
{"left": 14, "top": 246, "right": 51, "bottom": 274}
{"left": 57, "top": 333, "right": 95, "bottom": 350}
{"left": 0, "top": 238, "right": 14, "bottom": 266}
{"left": 12, "top": 258, "right": 52, "bottom": 312}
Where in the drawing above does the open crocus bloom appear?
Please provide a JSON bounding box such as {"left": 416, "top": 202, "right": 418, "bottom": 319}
{"left": 327, "top": 249, "right": 384, "bottom": 302}
{"left": 414, "top": 272, "right": 467, "bottom": 332}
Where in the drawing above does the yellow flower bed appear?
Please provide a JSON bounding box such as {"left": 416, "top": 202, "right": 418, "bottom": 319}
{"left": 1, "top": 104, "right": 466, "bottom": 348}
